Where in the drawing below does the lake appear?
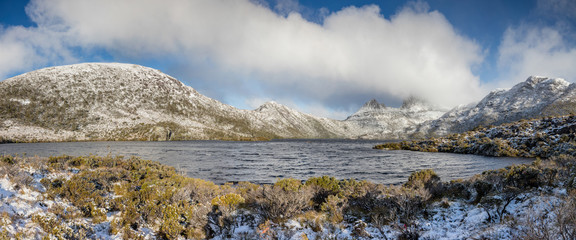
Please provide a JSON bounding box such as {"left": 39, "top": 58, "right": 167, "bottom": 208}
{"left": 0, "top": 139, "right": 531, "bottom": 185}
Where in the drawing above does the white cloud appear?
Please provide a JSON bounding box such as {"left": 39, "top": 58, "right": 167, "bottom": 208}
{"left": 2, "top": 0, "right": 488, "bottom": 117}
{"left": 490, "top": 0, "right": 576, "bottom": 88}
{"left": 0, "top": 22, "right": 76, "bottom": 80}
{"left": 495, "top": 26, "right": 576, "bottom": 87}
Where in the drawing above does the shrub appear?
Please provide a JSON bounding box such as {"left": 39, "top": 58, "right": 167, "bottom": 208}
{"left": 321, "top": 195, "right": 347, "bottom": 224}
{"left": 555, "top": 191, "right": 576, "bottom": 239}
{"left": 256, "top": 184, "right": 313, "bottom": 221}
{"left": 274, "top": 178, "right": 302, "bottom": 192}
{"left": 504, "top": 165, "right": 540, "bottom": 189}
{"left": 443, "top": 179, "right": 471, "bottom": 200}
{"left": 472, "top": 181, "right": 492, "bottom": 204}
{"left": 159, "top": 205, "right": 185, "bottom": 239}
{"left": 297, "top": 211, "right": 326, "bottom": 232}
{"left": 340, "top": 179, "right": 372, "bottom": 198}
{"left": 404, "top": 169, "right": 442, "bottom": 199}
{"left": 0, "top": 155, "right": 14, "bottom": 165}
{"left": 404, "top": 169, "right": 440, "bottom": 189}
{"left": 373, "top": 142, "right": 402, "bottom": 150}
{"left": 211, "top": 193, "right": 245, "bottom": 212}
{"left": 306, "top": 176, "right": 341, "bottom": 206}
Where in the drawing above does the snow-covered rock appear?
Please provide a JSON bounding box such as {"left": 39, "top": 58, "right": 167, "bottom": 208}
{"left": 414, "top": 76, "right": 576, "bottom": 137}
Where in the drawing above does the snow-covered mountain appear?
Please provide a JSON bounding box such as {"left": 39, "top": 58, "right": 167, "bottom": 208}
{"left": 0, "top": 63, "right": 349, "bottom": 142}
{"left": 2, "top": 63, "right": 574, "bottom": 142}
{"left": 344, "top": 98, "right": 447, "bottom": 139}
{"left": 414, "top": 76, "right": 576, "bottom": 137}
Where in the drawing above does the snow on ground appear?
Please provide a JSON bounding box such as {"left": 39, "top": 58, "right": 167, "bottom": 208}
{"left": 0, "top": 157, "right": 573, "bottom": 239}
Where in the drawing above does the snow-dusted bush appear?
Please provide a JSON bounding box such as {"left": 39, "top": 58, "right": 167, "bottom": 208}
{"left": 5, "top": 154, "right": 576, "bottom": 239}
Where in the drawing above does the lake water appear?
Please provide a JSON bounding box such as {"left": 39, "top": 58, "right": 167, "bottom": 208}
{"left": 0, "top": 139, "right": 532, "bottom": 185}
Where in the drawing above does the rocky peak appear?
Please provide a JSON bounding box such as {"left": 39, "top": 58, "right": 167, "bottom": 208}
{"left": 360, "top": 99, "right": 386, "bottom": 111}
{"left": 526, "top": 76, "right": 551, "bottom": 85}
{"left": 514, "top": 76, "right": 569, "bottom": 93}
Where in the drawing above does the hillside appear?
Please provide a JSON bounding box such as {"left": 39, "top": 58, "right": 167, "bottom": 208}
{"left": 2, "top": 63, "right": 575, "bottom": 142}
{"left": 413, "top": 76, "right": 576, "bottom": 137}
{"left": 377, "top": 115, "right": 576, "bottom": 158}
{"left": 0, "top": 63, "right": 349, "bottom": 142}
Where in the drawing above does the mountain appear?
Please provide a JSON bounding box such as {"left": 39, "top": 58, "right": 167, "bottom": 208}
{"left": 3, "top": 63, "right": 574, "bottom": 142}
{"left": 0, "top": 63, "right": 349, "bottom": 142}
{"left": 413, "top": 76, "right": 576, "bottom": 137}
{"left": 344, "top": 98, "right": 447, "bottom": 139}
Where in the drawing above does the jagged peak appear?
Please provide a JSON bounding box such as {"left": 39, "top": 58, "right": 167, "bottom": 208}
{"left": 360, "top": 99, "right": 386, "bottom": 110}
{"left": 526, "top": 76, "right": 552, "bottom": 84}
{"left": 521, "top": 76, "right": 569, "bottom": 88}
{"left": 505, "top": 76, "right": 570, "bottom": 96}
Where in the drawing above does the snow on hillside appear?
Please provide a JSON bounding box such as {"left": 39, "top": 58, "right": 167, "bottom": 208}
{"left": 2, "top": 63, "right": 575, "bottom": 142}
{"left": 414, "top": 76, "right": 576, "bottom": 137}
{"left": 0, "top": 63, "right": 352, "bottom": 141}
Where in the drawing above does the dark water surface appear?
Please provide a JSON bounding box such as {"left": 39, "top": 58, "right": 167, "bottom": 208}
{"left": 0, "top": 139, "right": 532, "bottom": 184}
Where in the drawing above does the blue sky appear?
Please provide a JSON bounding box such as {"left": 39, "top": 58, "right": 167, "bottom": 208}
{"left": 1, "top": 0, "right": 575, "bottom": 119}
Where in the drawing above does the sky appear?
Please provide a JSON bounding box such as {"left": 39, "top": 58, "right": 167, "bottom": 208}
{"left": 0, "top": 0, "right": 575, "bottom": 119}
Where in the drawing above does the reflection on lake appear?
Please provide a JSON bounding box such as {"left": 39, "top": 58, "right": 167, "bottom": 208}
{"left": 0, "top": 139, "right": 532, "bottom": 184}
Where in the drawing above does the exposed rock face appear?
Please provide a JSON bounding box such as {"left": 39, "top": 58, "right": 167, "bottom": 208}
{"left": 361, "top": 99, "right": 387, "bottom": 111}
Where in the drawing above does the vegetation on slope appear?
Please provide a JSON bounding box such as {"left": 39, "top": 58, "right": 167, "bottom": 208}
{"left": 376, "top": 115, "right": 576, "bottom": 158}
{"left": 0, "top": 63, "right": 353, "bottom": 143}
{"left": 1, "top": 154, "right": 576, "bottom": 239}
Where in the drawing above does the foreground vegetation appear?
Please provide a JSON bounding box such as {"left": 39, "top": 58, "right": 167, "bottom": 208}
{"left": 376, "top": 115, "right": 576, "bottom": 158}
{"left": 1, "top": 154, "right": 576, "bottom": 239}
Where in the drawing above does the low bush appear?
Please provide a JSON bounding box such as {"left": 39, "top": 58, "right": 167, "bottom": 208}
{"left": 305, "top": 176, "right": 342, "bottom": 206}
{"left": 7, "top": 153, "right": 576, "bottom": 239}
{"left": 0, "top": 155, "right": 15, "bottom": 165}
{"left": 254, "top": 183, "right": 313, "bottom": 221}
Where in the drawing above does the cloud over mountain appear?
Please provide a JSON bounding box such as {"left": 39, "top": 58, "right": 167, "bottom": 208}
{"left": 0, "top": 0, "right": 575, "bottom": 118}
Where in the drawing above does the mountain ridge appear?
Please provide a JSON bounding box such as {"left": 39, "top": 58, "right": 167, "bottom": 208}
{"left": 412, "top": 76, "right": 576, "bottom": 137}
{"left": 0, "top": 63, "right": 348, "bottom": 142}
{"left": 1, "top": 63, "right": 575, "bottom": 142}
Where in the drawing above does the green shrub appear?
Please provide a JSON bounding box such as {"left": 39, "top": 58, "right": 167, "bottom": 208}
{"left": 404, "top": 169, "right": 441, "bottom": 195}
{"left": 321, "top": 195, "right": 347, "bottom": 224}
{"left": 0, "top": 155, "right": 14, "bottom": 165}
{"left": 274, "top": 178, "right": 303, "bottom": 192}
{"left": 159, "top": 205, "right": 185, "bottom": 239}
{"left": 373, "top": 142, "right": 402, "bottom": 150}
{"left": 504, "top": 165, "right": 540, "bottom": 189}
{"left": 306, "top": 176, "right": 342, "bottom": 206}
{"left": 212, "top": 193, "right": 245, "bottom": 212}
